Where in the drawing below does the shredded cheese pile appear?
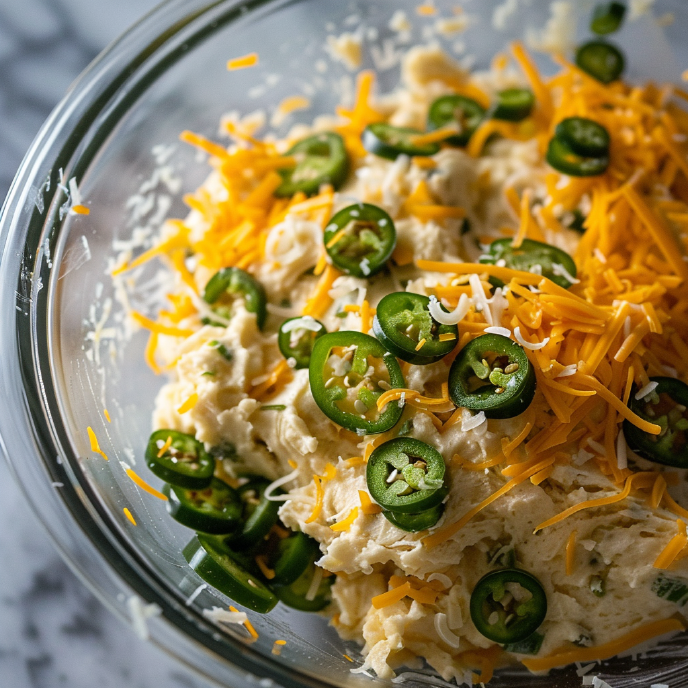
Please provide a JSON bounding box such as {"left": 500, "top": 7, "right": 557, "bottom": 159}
{"left": 419, "top": 43, "right": 688, "bottom": 554}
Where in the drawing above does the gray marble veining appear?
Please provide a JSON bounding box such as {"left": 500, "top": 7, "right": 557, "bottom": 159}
{"left": 0, "top": 1, "right": 216, "bottom": 686}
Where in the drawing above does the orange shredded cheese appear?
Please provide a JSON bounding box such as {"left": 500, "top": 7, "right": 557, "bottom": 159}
{"left": 565, "top": 530, "right": 577, "bottom": 576}
{"left": 305, "top": 463, "right": 337, "bottom": 524}
{"left": 125, "top": 467, "right": 168, "bottom": 501}
{"left": 654, "top": 519, "right": 688, "bottom": 569}
{"left": 534, "top": 472, "right": 656, "bottom": 533}
{"left": 229, "top": 605, "right": 259, "bottom": 640}
{"left": 522, "top": 618, "right": 685, "bottom": 672}
{"left": 177, "top": 393, "right": 199, "bottom": 414}
{"left": 227, "top": 53, "right": 259, "bottom": 70}
{"left": 104, "top": 409, "right": 111, "bottom": 423}
{"left": 371, "top": 582, "right": 412, "bottom": 609}
{"left": 123, "top": 507, "right": 137, "bottom": 526}
{"left": 359, "top": 490, "right": 383, "bottom": 514}
{"left": 71, "top": 204, "right": 90, "bottom": 215}
{"left": 424, "top": 456, "right": 554, "bottom": 548}
{"left": 330, "top": 507, "right": 359, "bottom": 532}
{"left": 131, "top": 311, "right": 194, "bottom": 338}
{"left": 87, "top": 426, "right": 109, "bottom": 461}
{"left": 377, "top": 387, "right": 455, "bottom": 414}
{"left": 255, "top": 555, "right": 276, "bottom": 580}
{"left": 156, "top": 435, "right": 173, "bottom": 458}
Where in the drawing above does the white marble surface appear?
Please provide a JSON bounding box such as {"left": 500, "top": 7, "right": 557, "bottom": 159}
{"left": 0, "top": 2, "right": 216, "bottom": 686}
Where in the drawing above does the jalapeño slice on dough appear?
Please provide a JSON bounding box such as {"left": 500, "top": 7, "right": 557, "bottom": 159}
{"left": 183, "top": 534, "right": 278, "bottom": 613}
{"left": 448, "top": 334, "right": 536, "bottom": 419}
{"left": 383, "top": 503, "right": 444, "bottom": 532}
{"left": 269, "top": 531, "right": 320, "bottom": 586}
{"left": 555, "top": 117, "right": 610, "bottom": 158}
{"left": 230, "top": 478, "right": 280, "bottom": 550}
{"left": 492, "top": 88, "right": 535, "bottom": 122}
{"left": 309, "top": 331, "right": 405, "bottom": 434}
{"left": 624, "top": 377, "right": 688, "bottom": 468}
{"left": 427, "top": 94, "right": 486, "bottom": 146}
{"left": 575, "top": 40, "right": 625, "bottom": 84}
{"left": 372, "top": 292, "right": 458, "bottom": 365}
{"left": 203, "top": 267, "right": 267, "bottom": 330}
{"left": 470, "top": 568, "right": 547, "bottom": 644}
{"left": 590, "top": 2, "right": 626, "bottom": 35}
{"left": 546, "top": 136, "right": 609, "bottom": 177}
{"left": 164, "top": 478, "right": 242, "bottom": 534}
{"left": 366, "top": 438, "right": 447, "bottom": 514}
{"left": 274, "top": 561, "right": 333, "bottom": 612}
{"left": 278, "top": 316, "right": 327, "bottom": 369}
{"left": 479, "top": 238, "right": 578, "bottom": 289}
{"left": 362, "top": 123, "right": 440, "bottom": 160}
{"left": 145, "top": 429, "right": 214, "bottom": 489}
{"left": 324, "top": 203, "right": 396, "bottom": 278}
{"left": 275, "top": 132, "right": 349, "bottom": 197}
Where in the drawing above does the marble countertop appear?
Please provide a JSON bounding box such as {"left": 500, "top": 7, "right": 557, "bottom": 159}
{"left": 0, "top": 1, "right": 216, "bottom": 686}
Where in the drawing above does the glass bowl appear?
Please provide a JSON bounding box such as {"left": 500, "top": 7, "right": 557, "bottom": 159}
{"left": 2, "top": 0, "right": 688, "bottom": 686}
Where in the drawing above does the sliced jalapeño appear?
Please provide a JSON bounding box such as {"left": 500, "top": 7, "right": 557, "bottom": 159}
{"left": 448, "top": 334, "right": 536, "bottom": 419}
{"left": 324, "top": 203, "right": 396, "bottom": 278}
{"left": 203, "top": 267, "right": 267, "bottom": 330}
{"left": 373, "top": 291, "right": 458, "bottom": 365}
{"left": 276, "top": 132, "right": 349, "bottom": 197}
{"left": 309, "top": 331, "right": 405, "bottom": 434}
{"left": 145, "top": 429, "right": 214, "bottom": 489}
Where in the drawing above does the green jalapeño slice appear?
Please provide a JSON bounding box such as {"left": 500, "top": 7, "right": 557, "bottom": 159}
{"left": 309, "top": 331, "right": 405, "bottom": 434}
{"left": 470, "top": 568, "right": 547, "bottom": 644}
{"left": 428, "top": 95, "right": 486, "bottom": 146}
{"left": 274, "top": 561, "right": 334, "bottom": 612}
{"left": 203, "top": 267, "right": 267, "bottom": 330}
{"left": 624, "top": 377, "right": 688, "bottom": 468}
{"left": 276, "top": 132, "right": 349, "bottom": 197}
{"left": 373, "top": 292, "right": 458, "bottom": 365}
{"left": 555, "top": 117, "right": 610, "bottom": 158}
{"left": 145, "top": 429, "right": 214, "bottom": 489}
{"left": 590, "top": 2, "right": 626, "bottom": 35}
{"left": 492, "top": 88, "right": 535, "bottom": 122}
{"left": 278, "top": 316, "right": 327, "bottom": 369}
{"left": 324, "top": 203, "right": 396, "bottom": 278}
{"left": 362, "top": 123, "right": 440, "bottom": 160}
{"left": 164, "top": 478, "right": 242, "bottom": 534}
{"left": 480, "top": 238, "right": 578, "bottom": 289}
{"left": 546, "top": 136, "right": 609, "bottom": 177}
{"left": 575, "top": 40, "right": 625, "bottom": 84}
{"left": 383, "top": 503, "right": 444, "bottom": 532}
{"left": 230, "top": 478, "right": 280, "bottom": 550}
{"left": 367, "top": 438, "right": 447, "bottom": 513}
{"left": 449, "top": 334, "right": 536, "bottom": 419}
{"left": 269, "top": 531, "right": 320, "bottom": 586}
{"left": 183, "top": 534, "right": 278, "bottom": 613}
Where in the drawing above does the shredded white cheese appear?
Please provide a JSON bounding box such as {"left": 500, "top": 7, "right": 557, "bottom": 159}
{"left": 127, "top": 595, "right": 162, "bottom": 641}
{"left": 462, "top": 411, "right": 486, "bottom": 432}
{"left": 484, "top": 326, "right": 511, "bottom": 338}
{"left": 616, "top": 430, "right": 628, "bottom": 470}
{"left": 428, "top": 293, "right": 471, "bottom": 325}
{"left": 433, "top": 612, "right": 461, "bottom": 648}
{"left": 635, "top": 381, "right": 659, "bottom": 400}
{"left": 202, "top": 607, "right": 248, "bottom": 625}
{"left": 514, "top": 326, "right": 549, "bottom": 350}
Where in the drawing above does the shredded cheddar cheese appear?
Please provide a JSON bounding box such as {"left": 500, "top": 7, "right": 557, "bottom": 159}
{"left": 359, "top": 490, "right": 383, "bottom": 514}
{"left": 565, "top": 530, "right": 577, "bottom": 576}
{"left": 330, "top": 506, "right": 359, "bottom": 532}
{"left": 227, "top": 53, "right": 259, "bottom": 70}
{"left": 123, "top": 507, "right": 137, "bottom": 526}
{"left": 177, "top": 393, "right": 199, "bottom": 414}
{"left": 522, "top": 618, "right": 685, "bottom": 672}
{"left": 87, "top": 426, "right": 109, "bottom": 462}
{"left": 124, "top": 467, "right": 168, "bottom": 501}
{"left": 654, "top": 519, "right": 688, "bottom": 569}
